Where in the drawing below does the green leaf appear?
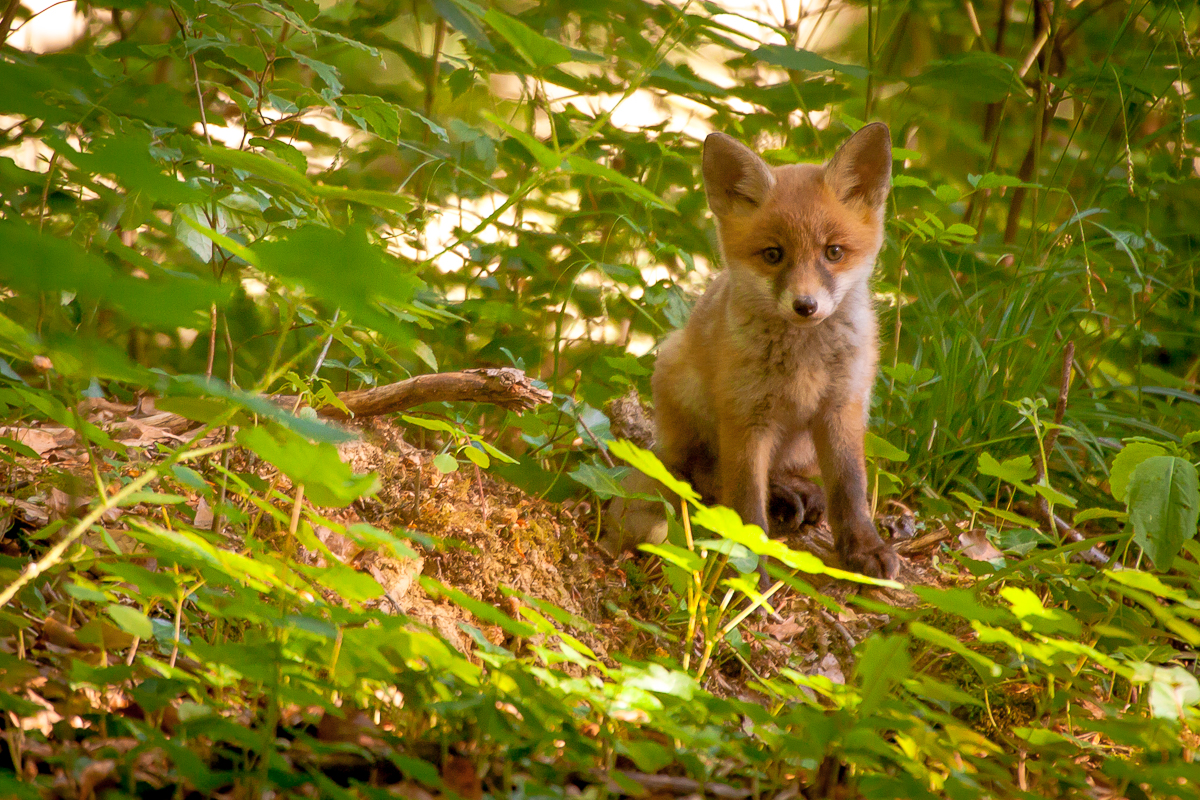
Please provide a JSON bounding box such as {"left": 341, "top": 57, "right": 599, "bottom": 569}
{"left": 908, "top": 52, "right": 1025, "bottom": 103}
{"left": 432, "top": 453, "right": 458, "bottom": 473}
{"left": 854, "top": 634, "right": 911, "bottom": 716}
{"left": 253, "top": 225, "right": 423, "bottom": 350}
{"left": 99, "top": 562, "right": 179, "bottom": 599}
{"left": 951, "top": 490, "right": 983, "bottom": 513}
{"left": 608, "top": 440, "right": 699, "bottom": 504}
{"left": 750, "top": 44, "right": 868, "bottom": 79}
{"left": 1127, "top": 456, "right": 1200, "bottom": 571}
{"left": 421, "top": 576, "right": 536, "bottom": 637}
{"left": 483, "top": 111, "right": 560, "bottom": 169}
{"left": 197, "top": 143, "right": 313, "bottom": 194}
{"left": 1110, "top": 441, "right": 1167, "bottom": 502}
{"left": 1032, "top": 483, "right": 1076, "bottom": 508}
{"left": 169, "top": 376, "right": 355, "bottom": 443}
{"left": 0, "top": 219, "right": 227, "bottom": 332}
{"left": 640, "top": 542, "right": 704, "bottom": 573}
{"left": 238, "top": 426, "right": 378, "bottom": 507}
{"left": 313, "top": 185, "right": 413, "bottom": 213}
{"left": 864, "top": 432, "right": 908, "bottom": 462}
{"left": 107, "top": 604, "right": 153, "bottom": 639}
{"left": 978, "top": 452, "right": 1035, "bottom": 490}
{"left": 934, "top": 184, "right": 961, "bottom": 204}
{"left": 1138, "top": 664, "right": 1200, "bottom": 720}
{"left": 619, "top": 740, "right": 674, "bottom": 773}
{"left": 483, "top": 8, "right": 572, "bottom": 68}
{"left": 462, "top": 445, "right": 490, "bottom": 468}
{"left": 565, "top": 155, "right": 675, "bottom": 211}
{"left": 569, "top": 462, "right": 627, "bottom": 499}
{"left": 1073, "top": 507, "right": 1127, "bottom": 524}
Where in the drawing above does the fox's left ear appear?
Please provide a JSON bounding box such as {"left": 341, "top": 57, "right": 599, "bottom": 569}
{"left": 824, "top": 122, "right": 891, "bottom": 210}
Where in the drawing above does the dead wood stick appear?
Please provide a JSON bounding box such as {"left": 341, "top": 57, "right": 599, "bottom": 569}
{"left": 1028, "top": 342, "right": 1108, "bottom": 566}
{"left": 1035, "top": 340, "right": 1074, "bottom": 485}
{"left": 83, "top": 369, "right": 550, "bottom": 447}
{"left": 274, "top": 367, "right": 552, "bottom": 420}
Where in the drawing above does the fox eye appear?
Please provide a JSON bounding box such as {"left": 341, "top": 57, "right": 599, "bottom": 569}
{"left": 762, "top": 246, "right": 784, "bottom": 265}
{"left": 824, "top": 244, "right": 844, "bottom": 262}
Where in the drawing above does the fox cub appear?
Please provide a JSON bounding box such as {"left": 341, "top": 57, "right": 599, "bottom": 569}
{"left": 606, "top": 123, "right": 900, "bottom": 581}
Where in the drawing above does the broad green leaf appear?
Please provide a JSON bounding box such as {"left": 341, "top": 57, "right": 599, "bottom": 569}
{"left": 908, "top": 52, "right": 1025, "bottom": 103}
{"left": 1073, "top": 507, "right": 1127, "bottom": 524}
{"left": 640, "top": 542, "right": 704, "bottom": 573}
{"left": 1110, "top": 441, "right": 1167, "bottom": 502}
{"left": 569, "top": 462, "right": 627, "bottom": 499}
{"left": 855, "top": 634, "right": 911, "bottom": 716}
{"left": 1032, "top": 483, "right": 1077, "bottom": 508}
{"left": 608, "top": 440, "right": 699, "bottom": 504}
{"left": 1136, "top": 664, "right": 1200, "bottom": 720}
{"left": 0, "top": 219, "right": 226, "bottom": 331}
{"left": 483, "top": 112, "right": 560, "bottom": 169}
{"left": 237, "top": 426, "right": 378, "bottom": 507}
{"left": 99, "top": 562, "right": 179, "bottom": 599}
{"left": 462, "top": 445, "right": 489, "bottom": 468}
{"left": 978, "top": 452, "right": 1035, "bottom": 486}
{"left": 1127, "top": 456, "right": 1200, "bottom": 571}
{"left": 864, "top": 432, "right": 908, "bottom": 462}
{"left": 253, "top": 225, "right": 423, "bottom": 350}
{"left": 196, "top": 144, "right": 313, "bottom": 194}
{"left": 169, "top": 376, "right": 355, "bottom": 443}
{"left": 432, "top": 452, "right": 458, "bottom": 473}
{"left": 421, "top": 577, "right": 536, "bottom": 638}
{"left": 692, "top": 537, "right": 758, "bottom": 574}
{"left": 951, "top": 490, "right": 983, "bottom": 513}
{"left": 313, "top": 185, "right": 413, "bottom": 213}
{"left": 750, "top": 44, "right": 868, "bottom": 79}
{"left": 107, "top": 604, "right": 153, "bottom": 639}
{"left": 483, "top": 8, "right": 572, "bottom": 68}
{"left": 909, "top": 623, "right": 1003, "bottom": 682}
{"left": 1104, "top": 569, "right": 1195, "bottom": 605}
{"left": 565, "top": 155, "right": 675, "bottom": 211}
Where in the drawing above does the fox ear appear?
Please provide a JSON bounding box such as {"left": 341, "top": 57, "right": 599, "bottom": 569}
{"left": 824, "top": 122, "right": 892, "bottom": 210}
{"left": 703, "top": 133, "right": 775, "bottom": 216}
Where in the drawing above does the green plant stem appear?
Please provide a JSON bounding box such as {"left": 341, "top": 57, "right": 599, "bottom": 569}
{"left": 0, "top": 468, "right": 159, "bottom": 608}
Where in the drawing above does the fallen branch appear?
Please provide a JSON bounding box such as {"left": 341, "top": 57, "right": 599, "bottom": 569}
{"left": 274, "top": 367, "right": 552, "bottom": 420}
{"left": 85, "top": 369, "right": 551, "bottom": 441}
{"left": 1030, "top": 342, "right": 1109, "bottom": 568}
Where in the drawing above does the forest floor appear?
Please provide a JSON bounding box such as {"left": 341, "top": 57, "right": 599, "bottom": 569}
{"left": 4, "top": 403, "right": 963, "bottom": 704}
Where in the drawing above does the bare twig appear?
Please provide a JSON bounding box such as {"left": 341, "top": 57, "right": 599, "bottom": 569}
{"left": 1026, "top": 342, "right": 1107, "bottom": 566}
{"left": 0, "top": 0, "right": 24, "bottom": 42}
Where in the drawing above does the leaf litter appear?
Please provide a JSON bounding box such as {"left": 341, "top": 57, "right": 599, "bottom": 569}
{"left": 0, "top": 403, "right": 1081, "bottom": 799}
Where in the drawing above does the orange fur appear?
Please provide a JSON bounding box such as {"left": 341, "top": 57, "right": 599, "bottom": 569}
{"left": 605, "top": 124, "right": 899, "bottom": 582}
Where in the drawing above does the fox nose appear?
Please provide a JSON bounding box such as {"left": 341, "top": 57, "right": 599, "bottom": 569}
{"left": 792, "top": 296, "right": 819, "bottom": 317}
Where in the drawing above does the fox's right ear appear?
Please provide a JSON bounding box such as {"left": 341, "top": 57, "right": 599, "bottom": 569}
{"left": 824, "top": 122, "right": 892, "bottom": 210}
{"left": 702, "top": 133, "right": 775, "bottom": 216}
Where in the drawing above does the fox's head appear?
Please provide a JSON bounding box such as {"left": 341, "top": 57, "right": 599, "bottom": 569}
{"left": 702, "top": 124, "right": 891, "bottom": 326}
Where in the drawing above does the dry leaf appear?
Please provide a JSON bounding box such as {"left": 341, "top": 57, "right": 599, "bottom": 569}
{"left": 814, "top": 653, "right": 846, "bottom": 684}
{"left": 958, "top": 529, "right": 1005, "bottom": 562}
{"left": 2, "top": 426, "right": 63, "bottom": 456}
{"left": 763, "top": 616, "right": 804, "bottom": 639}
{"left": 193, "top": 498, "right": 213, "bottom": 530}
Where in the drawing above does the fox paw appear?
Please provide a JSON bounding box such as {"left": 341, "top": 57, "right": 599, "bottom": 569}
{"left": 768, "top": 477, "right": 825, "bottom": 528}
{"left": 844, "top": 542, "right": 901, "bottom": 581}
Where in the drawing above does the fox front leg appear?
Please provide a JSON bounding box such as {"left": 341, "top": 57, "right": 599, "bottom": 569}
{"left": 812, "top": 402, "right": 900, "bottom": 580}
{"left": 718, "top": 421, "right": 775, "bottom": 589}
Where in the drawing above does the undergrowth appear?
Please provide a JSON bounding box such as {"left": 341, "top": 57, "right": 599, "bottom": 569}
{"left": 0, "top": 0, "right": 1199, "bottom": 797}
